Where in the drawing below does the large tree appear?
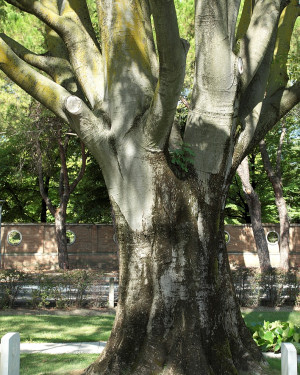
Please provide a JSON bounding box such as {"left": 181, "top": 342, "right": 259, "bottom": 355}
{"left": 1, "top": 0, "right": 299, "bottom": 374}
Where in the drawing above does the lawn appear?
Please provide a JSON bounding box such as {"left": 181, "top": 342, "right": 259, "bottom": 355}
{"left": 18, "top": 353, "right": 299, "bottom": 375}
{"left": 1, "top": 309, "right": 299, "bottom": 343}
{"left": 0, "top": 315, "right": 115, "bottom": 342}
{"left": 242, "top": 309, "right": 300, "bottom": 327}
{"left": 0, "top": 309, "right": 299, "bottom": 374}
{"left": 20, "top": 353, "right": 98, "bottom": 375}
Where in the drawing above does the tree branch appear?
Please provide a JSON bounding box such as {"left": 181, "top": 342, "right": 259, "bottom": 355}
{"left": 236, "top": 0, "right": 253, "bottom": 41}
{"left": 227, "top": 0, "right": 242, "bottom": 48}
{"left": 58, "top": 131, "right": 70, "bottom": 197}
{"left": 259, "top": 139, "right": 275, "bottom": 181}
{"left": 239, "top": 0, "right": 281, "bottom": 92}
{"left": 276, "top": 123, "right": 286, "bottom": 178}
{"left": 233, "top": 82, "right": 300, "bottom": 169}
{"left": 145, "top": 0, "right": 188, "bottom": 148}
{"left": 5, "top": 0, "right": 104, "bottom": 109}
{"left": 70, "top": 141, "right": 87, "bottom": 194}
{"left": 266, "top": 0, "right": 300, "bottom": 95}
{"left": 0, "top": 33, "right": 80, "bottom": 95}
{"left": 35, "top": 139, "right": 56, "bottom": 216}
{"left": 0, "top": 37, "right": 71, "bottom": 122}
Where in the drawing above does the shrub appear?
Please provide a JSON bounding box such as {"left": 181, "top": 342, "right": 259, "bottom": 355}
{"left": 0, "top": 269, "right": 28, "bottom": 308}
{"left": 30, "top": 274, "right": 58, "bottom": 308}
{"left": 247, "top": 320, "right": 300, "bottom": 353}
{"left": 231, "top": 267, "right": 300, "bottom": 307}
{"left": 57, "top": 269, "right": 93, "bottom": 307}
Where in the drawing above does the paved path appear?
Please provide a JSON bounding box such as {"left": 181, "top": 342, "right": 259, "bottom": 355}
{"left": 263, "top": 352, "right": 300, "bottom": 363}
{"left": 20, "top": 343, "right": 300, "bottom": 364}
{"left": 21, "top": 342, "right": 106, "bottom": 354}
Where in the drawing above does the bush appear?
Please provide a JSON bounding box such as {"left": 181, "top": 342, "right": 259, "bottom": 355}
{"left": 0, "top": 268, "right": 107, "bottom": 309}
{"left": 30, "top": 274, "right": 59, "bottom": 309}
{"left": 0, "top": 269, "right": 29, "bottom": 308}
{"left": 247, "top": 320, "right": 300, "bottom": 353}
{"left": 231, "top": 266, "right": 300, "bottom": 307}
{"left": 56, "top": 270, "right": 93, "bottom": 307}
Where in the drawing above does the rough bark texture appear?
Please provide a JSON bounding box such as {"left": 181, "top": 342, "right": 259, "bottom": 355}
{"left": 84, "top": 154, "right": 263, "bottom": 375}
{"left": 237, "top": 158, "right": 271, "bottom": 271}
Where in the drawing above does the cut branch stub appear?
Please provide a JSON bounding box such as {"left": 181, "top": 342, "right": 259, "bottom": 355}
{"left": 238, "top": 57, "right": 244, "bottom": 75}
{"left": 64, "top": 95, "right": 82, "bottom": 115}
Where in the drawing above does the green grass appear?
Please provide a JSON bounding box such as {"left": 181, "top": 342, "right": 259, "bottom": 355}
{"left": 1, "top": 310, "right": 300, "bottom": 375}
{"left": 242, "top": 309, "right": 300, "bottom": 327}
{"left": 0, "top": 315, "right": 115, "bottom": 343}
{"left": 18, "top": 354, "right": 299, "bottom": 375}
{"left": 1, "top": 310, "right": 299, "bottom": 344}
{"left": 264, "top": 357, "right": 300, "bottom": 375}
{"left": 20, "top": 353, "right": 98, "bottom": 375}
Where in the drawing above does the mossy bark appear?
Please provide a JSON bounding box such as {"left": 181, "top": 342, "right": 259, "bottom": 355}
{"left": 83, "top": 154, "right": 264, "bottom": 375}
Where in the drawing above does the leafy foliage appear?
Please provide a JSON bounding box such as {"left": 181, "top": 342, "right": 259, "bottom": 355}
{"left": 248, "top": 320, "right": 300, "bottom": 353}
{"left": 226, "top": 106, "right": 300, "bottom": 224}
{"left": 170, "top": 142, "right": 195, "bottom": 172}
{"left": 0, "top": 269, "right": 111, "bottom": 309}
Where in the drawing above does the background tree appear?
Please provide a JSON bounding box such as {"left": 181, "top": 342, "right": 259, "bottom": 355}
{"left": 259, "top": 107, "right": 300, "bottom": 270}
{"left": 237, "top": 157, "right": 271, "bottom": 270}
{"left": 0, "top": 1, "right": 299, "bottom": 375}
{"left": 29, "top": 103, "right": 87, "bottom": 269}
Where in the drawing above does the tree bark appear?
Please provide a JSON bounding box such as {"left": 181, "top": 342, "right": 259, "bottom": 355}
{"left": 40, "top": 176, "right": 50, "bottom": 223}
{"left": 83, "top": 154, "right": 264, "bottom": 375}
{"left": 259, "top": 136, "right": 290, "bottom": 270}
{"left": 55, "top": 207, "right": 69, "bottom": 270}
{"left": 237, "top": 157, "right": 271, "bottom": 271}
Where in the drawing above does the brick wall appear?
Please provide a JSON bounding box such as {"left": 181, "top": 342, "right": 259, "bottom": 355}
{"left": 226, "top": 224, "right": 299, "bottom": 268}
{"left": 0, "top": 224, "right": 118, "bottom": 271}
{"left": 0, "top": 223, "right": 299, "bottom": 271}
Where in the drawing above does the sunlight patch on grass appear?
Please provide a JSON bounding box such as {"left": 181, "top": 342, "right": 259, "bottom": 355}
{"left": 242, "top": 310, "right": 300, "bottom": 327}
{"left": 21, "top": 353, "right": 98, "bottom": 375}
{"left": 0, "top": 315, "right": 115, "bottom": 343}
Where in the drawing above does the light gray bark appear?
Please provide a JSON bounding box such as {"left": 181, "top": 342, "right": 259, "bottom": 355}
{"left": 259, "top": 128, "right": 290, "bottom": 271}
{"left": 237, "top": 157, "right": 271, "bottom": 271}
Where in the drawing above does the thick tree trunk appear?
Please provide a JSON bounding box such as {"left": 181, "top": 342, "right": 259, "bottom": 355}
{"left": 83, "top": 155, "right": 264, "bottom": 375}
{"left": 237, "top": 158, "right": 271, "bottom": 271}
{"left": 55, "top": 208, "right": 69, "bottom": 270}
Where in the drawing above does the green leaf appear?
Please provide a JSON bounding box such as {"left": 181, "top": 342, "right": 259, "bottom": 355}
{"left": 293, "top": 332, "right": 300, "bottom": 343}
{"left": 263, "top": 331, "right": 275, "bottom": 343}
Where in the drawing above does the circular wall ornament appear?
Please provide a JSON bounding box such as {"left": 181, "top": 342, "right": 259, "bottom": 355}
{"left": 7, "top": 230, "right": 22, "bottom": 246}
{"left": 66, "top": 230, "right": 76, "bottom": 246}
{"left": 266, "top": 231, "right": 279, "bottom": 245}
{"left": 224, "top": 231, "right": 230, "bottom": 244}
